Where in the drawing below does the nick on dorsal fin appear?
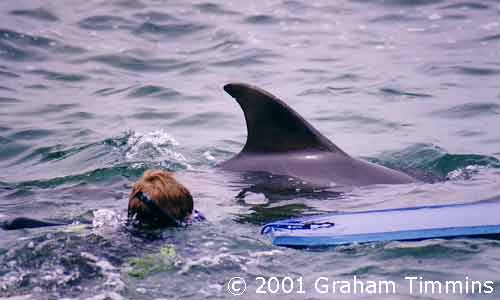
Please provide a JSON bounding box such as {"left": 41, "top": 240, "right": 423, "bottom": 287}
{"left": 223, "top": 83, "right": 347, "bottom": 155}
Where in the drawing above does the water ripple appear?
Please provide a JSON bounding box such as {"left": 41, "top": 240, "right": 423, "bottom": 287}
{"left": 65, "top": 111, "right": 95, "bottom": 120}
{"left": 81, "top": 53, "right": 197, "bottom": 72}
{"left": 29, "top": 69, "right": 90, "bottom": 82}
{"left": 373, "top": 143, "right": 500, "bottom": 178}
{"left": 440, "top": 2, "right": 489, "bottom": 10}
{"left": 432, "top": 102, "right": 500, "bottom": 119}
{"left": 130, "top": 111, "right": 179, "bottom": 120}
{"left": 314, "top": 111, "right": 405, "bottom": 132}
{"left": 25, "top": 84, "right": 48, "bottom": 90}
{"left": 7, "top": 129, "right": 54, "bottom": 141}
{"left": 15, "top": 144, "right": 90, "bottom": 165}
{"left": 480, "top": 34, "right": 500, "bottom": 42}
{"left": 369, "top": 14, "right": 424, "bottom": 24}
{"left": 0, "top": 69, "right": 20, "bottom": 78}
{"left": 94, "top": 85, "right": 137, "bottom": 97}
{"left": 211, "top": 49, "right": 279, "bottom": 67}
{"left": 0, "top": 28, "right": 85, "bottom": 61}
{"left": 379, "top": 87, "right": 433, "bottom": 99}
{"left": 182, "top": 31, "right": 243, "bottom": 55}
{"left": 455, "top": 66, "right": 500, "bottom": 76}
{"left": 281, "top": 0, "right": 312, "bottom": 12}
{"left": 0, "top": 139, "right": 30, "bottom": 162}
{"left": 0, "top": 97, "right": 22, "bottom": 104}
{"left": 364, "top": 0, "right": 444, "bottom": 7}
{"left": 134, "top": 22, "right": 209, "bottom": 40}
{"left": 133, "top": 11, "right": 177, "bottom": 22}
{"left": 9, "top": 7, "right": 59, "bottom": 22}
{"left": 114, "top": 0, "right": 147, "bottom": 9}
{"left": 127, "top": 85, "right": 181, "bottom": 99}
{"left": 299, "top": 86, "right": 356, "bottom": 96}
{"left": 424, "top": 64, "right": 500, "bottom": 76}
{"left": 78, "top": 15, "right": 135, "bottom": 31}
{"left": 0, "top": 86, "right": 14, "bottom": 92}
{"left": 244, "top": 15, "right": 278, "bottom": 25}
{"left": 0, "top": 39, "right": 40, "bottom": 61}
{"left": 9, "top": 164, "right": 145, "bottom": 190}
{"left": 170, "top": 112, "right": 231, "bottom": 127}
{"left": 194, "top": 2, "right": 239, "bottom": 15}
{"left": 36, "top": 103, "right": 79, "bottom": 114}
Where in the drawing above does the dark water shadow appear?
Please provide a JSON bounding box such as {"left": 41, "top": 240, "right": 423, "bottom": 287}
{"left": 227, "top": 171, "right": 343, "bottom": 225}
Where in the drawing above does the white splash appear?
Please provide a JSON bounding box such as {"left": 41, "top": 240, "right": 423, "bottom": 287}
{"left": 125, "top": 129, "right": 188, "bottom": 167}
{"left": 179, "top": 249, "right": 284, "bottom": 275}
{"left": 248, "top": 250, "right": 284, "bottom": 258}
{"left": 446, "top": 165, "right": 482, "bottom": 180}
{"left": 203, "top": 150, "right": 215, "bottom": 161}
{"left": 92, "top": 209, "right": 121, "bottom": 229}
{"left": 83, "top": 292, "right": 125, "bottom": 300}
{"left": 81, "top": 252, "right": 125, "bottom": 293}
{"left": 243, "top": 192, "right": 268, "bottom": 205}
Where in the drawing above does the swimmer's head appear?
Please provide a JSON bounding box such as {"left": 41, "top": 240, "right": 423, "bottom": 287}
{"left": 128, "top": 169, "right": 193, "bottom": 228}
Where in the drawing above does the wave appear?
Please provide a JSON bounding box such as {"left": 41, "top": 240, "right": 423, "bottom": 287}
{"left": 2, "top": 130, "right": 190, "bottom": 189}
{"left": 371, "top": 143, "right": 500, "bottom": 179}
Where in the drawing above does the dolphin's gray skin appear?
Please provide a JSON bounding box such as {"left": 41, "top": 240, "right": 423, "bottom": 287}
{"left": 219, "top": 83, "right": 416, "bottom": 187}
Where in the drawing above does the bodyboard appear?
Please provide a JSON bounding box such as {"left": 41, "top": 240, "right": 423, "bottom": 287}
{"left": 261, "top": 200, "right": 500, "bottom": 248}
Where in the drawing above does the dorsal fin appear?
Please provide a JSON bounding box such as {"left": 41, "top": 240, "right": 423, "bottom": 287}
{"left": 223, "top": 83, "right": 347, "bottom": 155}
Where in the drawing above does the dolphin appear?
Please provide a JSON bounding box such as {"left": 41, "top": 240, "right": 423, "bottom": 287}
{"left": 218, "top": 83, "right": 416, "bottom": 187}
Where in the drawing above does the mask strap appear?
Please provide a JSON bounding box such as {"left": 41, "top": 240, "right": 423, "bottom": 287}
{"left": 130, "top": 191, "right": 184, "bottom": 227}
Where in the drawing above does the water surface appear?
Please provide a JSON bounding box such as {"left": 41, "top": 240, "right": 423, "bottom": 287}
{"left": 1, "top": 0, "right": 500, "bottom": 299}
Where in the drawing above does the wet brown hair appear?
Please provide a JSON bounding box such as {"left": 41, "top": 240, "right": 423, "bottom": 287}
{"left": 128, "top": 169, "right": 193, "bottom": 227}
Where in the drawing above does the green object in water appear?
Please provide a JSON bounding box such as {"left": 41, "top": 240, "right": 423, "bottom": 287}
{"left": 127, "top": 256, "right": 158, "bottom": 278}
{"left": 126, "top": 244, "right": 177, "bottom": 278}
{"left": 160, "top": 244, "right": 176, "bottom": 258}
{"left": 63, "top": 224, "right": 87, "bottom": 233}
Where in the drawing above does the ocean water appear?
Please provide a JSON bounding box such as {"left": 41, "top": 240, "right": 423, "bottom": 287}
{"left": 1, "top": 0, "right": 500, "bottom": 299}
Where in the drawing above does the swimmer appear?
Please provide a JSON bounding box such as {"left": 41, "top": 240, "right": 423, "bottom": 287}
{"left": 127, "top": 169, "right": 205, "bottom": 228}
{"left": 1, "top": 169, "right": 204, "bottom": 230}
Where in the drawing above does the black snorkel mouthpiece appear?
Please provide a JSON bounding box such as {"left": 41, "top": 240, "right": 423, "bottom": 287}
{"left": 1, "top": 217, "right": 69, "bottom": 230}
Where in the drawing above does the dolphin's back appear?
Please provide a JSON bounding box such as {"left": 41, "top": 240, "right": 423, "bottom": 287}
{"left": 219, "top": 83, "right": 416, "bottom": 186}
